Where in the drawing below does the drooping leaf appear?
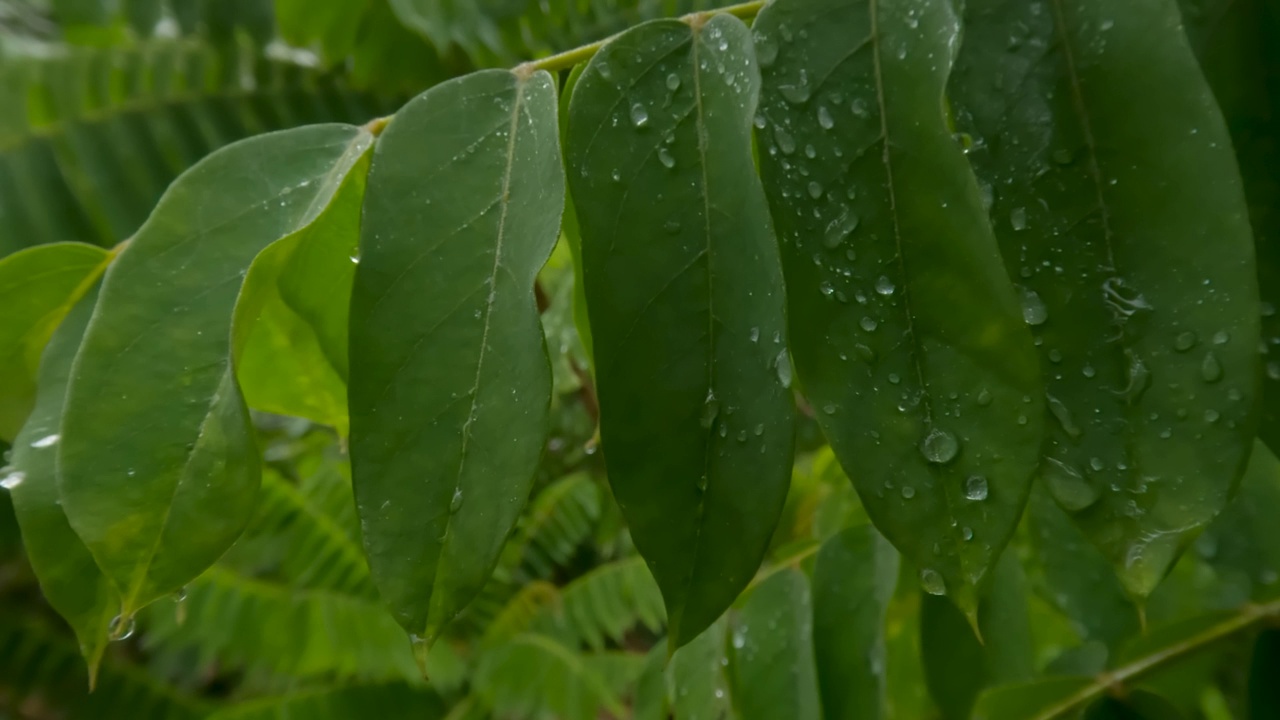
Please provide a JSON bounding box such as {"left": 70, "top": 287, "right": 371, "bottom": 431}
{"left": 811, "top": 523, "right": 899, "bottom": 720}
{"left": 729, "top": 568, "right": 821, "bottom": 720}
{"left": 7, "top": 284, "right": 115, "bottom": 681}
{"left": 349, "top": 68, "right": 564, "bottom": 647}
{"left": 668, "top": 616, "right": 735, "bottom": 720}
{"left": 1025, "top": 483, "right": 1140, "bottom": 648}
{"left": 753, "top": 0, "right": 1043, "bottom": 617}
{"left": 633, "top": 644, "right": 669, "bottom": 720}
{"left": 235, "top": 146, "right": 371, "bottom": 434}
{"left": 0, "top": 241, "right": 110, "bottom": 441}
{"left": 950, "top": 0, "right": 1260, "bottom": 597}
{"left": 1249, "top": 629, "right": 1280, "bottom": 719}
{"left": 59, "top": 124, "right": 375, "bottom": 620}
{"left": 921, "top": 552, "right": 1037, "bottom": 719}
{"left": 566, "top": 14, "right": 796, "bottom": 649}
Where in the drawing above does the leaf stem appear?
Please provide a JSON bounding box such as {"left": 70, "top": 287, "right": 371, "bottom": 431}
{"left": 1034, "top": 598, "right": 1280, "bottom": 719}
{"left": 515, "top": 0, "right": 767, "bottom": 74}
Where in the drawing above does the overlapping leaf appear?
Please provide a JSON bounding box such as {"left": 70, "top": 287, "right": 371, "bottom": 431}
{"left": 753, "top": 0, "right": 1042, "bottom": 616}
{"left": 349, "top": 68, "right": 563, "bottom": 648}
{"left": 730, "top": 568, "right": 821, "bottom": 720}
{"left": 950, "top": 0, "right": 1260, "bottom": 597}
{"left": 59, "top": 124, "right": 374, "bottom": 621}
{"left": 566, "top": 14, "right": 796, "bottom": 649}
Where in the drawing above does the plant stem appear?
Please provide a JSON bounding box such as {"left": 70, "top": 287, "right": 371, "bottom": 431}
{"left": 1033, "top": 597, "right": 1280, "bottom": 720}
{"left": 516, "top": 0, "right": 767, "bottom": 74}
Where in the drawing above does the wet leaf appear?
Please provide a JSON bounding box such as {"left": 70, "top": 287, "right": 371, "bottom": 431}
{"left": 7, "top": 284, "right": 116, "bottom": 683}
{"left": 59, "top": 124, "right": 375, "bottom": 619}
{"left": 668, "top": 616, "right": 734, "bottom": 720}
{"left": 753, "top": 0, "right": 1043, "bottom": 617}
{"left": 235, "top": 147, "right": 371, "bottom": 434}
{"left": 566, "top": 15, "right": 796, "bottom": 648}
{"left": 730, "top": 568, "right": 821, "bottom": 720}
{"left": 950, "top": 0, "right": 1261, "bottom": 597}
{"left": 0, "top": 242, "right": 111, "bottom": 441}
{"left": 811, "top": 524, "right": 899, "bottom": 720}
{"left": 1195, "top": 441, "right": 1280, "bottom": 601}
{"left": 349, "top": 69, "right": 563, "bottom": 646}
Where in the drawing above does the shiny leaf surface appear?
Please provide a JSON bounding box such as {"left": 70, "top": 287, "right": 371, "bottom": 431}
{"left": 950, "top": 0, "right": 1260, "bottom": 597}
{"left": 730, "top": 568, "right": 821, "bottom": 720}
{"left": 566, "top": 15, "right": 796, "bottom": 648}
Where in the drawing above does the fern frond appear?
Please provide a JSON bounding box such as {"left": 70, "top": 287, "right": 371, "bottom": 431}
{"left": 472, "top": 633, "right": 625, "bottom": 720}
{"left": 537, "top": 556, "right": 665, "bottom": 650}
{"left": 206, "top": 682, "right": 447, "bottom": 720}
{"left": 516, "top": 472, "right": 601, "bottom": 577}
{"left": 0, "top": 610, "right": 207, "bottom": 720}
{"left": 479, "top": 580, "right": 560, "bottom": 650}
{"left": 141, "top": 567, "right": 417, "bottom": 684}
{"left": 0, "top": 37, "right": 396, "bottom": 255}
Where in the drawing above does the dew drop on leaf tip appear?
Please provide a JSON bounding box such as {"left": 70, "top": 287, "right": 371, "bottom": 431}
{"left": 108, "top": 614, "right": 136, "bottom": 642}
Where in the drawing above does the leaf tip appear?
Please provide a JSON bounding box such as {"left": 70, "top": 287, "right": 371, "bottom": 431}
{"left": 409, "top": 632, "right": 432, "bottom": 680}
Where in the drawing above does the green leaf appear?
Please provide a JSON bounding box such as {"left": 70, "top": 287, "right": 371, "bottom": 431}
{"left": 537, "top": 555, "right": 666, "bottom": 650}
{"left": 557, "top": 62, "right": 594, "bottom": 369}
{"left": 753, "top": 0, "right": 1043, "bottom": 617}
{"left": 1249, "top": 629, "right": 1280, "bottom": 719}
{"left": 566, "top": 15, "right": 796, "bottom": 649}
{"left": 7, "top": 283, "right": 116, "bottom": 682}
{"left": 811, "top": 523, "right": 899, "bottom": 720}
{"left": 58, "top": 124, "right": 375, "bottom": 620}
{"left": 235, "top": 146, "right": 371, "bottom": 434}
{"left": 633, "top": 644, "right": 670, "bottom": 720}
{"left": 921, "top": 552, "right": 1036, "bottom": 719}
{"left": 206, "top": 683, "right": 447, "bottom": 720}
{"left": 1084, "top": 690, "right": 1185, "bottom": 720}
{"left": 729, "top": 568, "right": 821, "bottom": 720}
{"left": 0, "top": 241, "right": 110, "bottom": 441}
{"left": 972, "top": 677, "right": 1093, "bottom": 720}
{"left": 348, "top": 68, "right": 564, "bottom": 646}
{"left": 516, "top": 472, "right": 601, "bottom": 577}
{"left": 472, "top": 633, "right": 626, "bottom": 720}
{"left": 1025, "top": 483, "right": 1140, "bottom": 648}
{"left": 1196, "top": 441, "right": 1280, "bottom": 601}
{"left": 949, "top": 0, "right": 1260, "bottom": 597}
{"left": 668, "top": 616, "right": 735, "bottom": 720}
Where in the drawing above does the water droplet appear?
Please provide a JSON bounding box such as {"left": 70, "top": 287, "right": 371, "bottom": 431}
{"left": 596, "top": 61, "right": 613, "bottom": 81}
{"left": 664, "top": 219, "right": 681, "bottom": 234}
{"left": 349, "top": 253, "right": 360, "bottom": 264}
{"left": 1268, "top": 362, "right": 1280, "bottom": 381}
{"left": 920, "top": 568, "right": 946, "bottom": 595}
{"left": 901, "top": 485, "right": 916, "bottom": 499}
{"left": 29, "top": 433, "right": 58, "bottom": 449}
{"left": 630, "top": 103, "right": 649, "bottom": 128}
{"left": 1, "top": 471, "right": 24, "bottom": 490}
{"left": 851, "top": 98, "right": 870, "bottom": 118}
{"left": 1122, "top": 350, "right": 1151, "bottom": 404}
{"left": 108, "top": 614, "right": 136, "bottom": 642}
{"left": 700, "top": 390, "right": 721, "bottom": 429}
{"left": 1046, "top": 393, "right": 1081, "bottom": 439}
{"left": 964, "top": 475, "right": 989, "bottom": 500}
{"left": 1213, "top": 330, "right": 1230, "bottom": 345}
{"left": 754, "top": 423, "right": 765, "bottom": 436}
{"left": 859, "top": 316, "right": 878, "bottom": 332}
{"left": 450, "top": 488, "right": 464, "bottom": 512}
{"left": 1174, "top": 331, "right": 1197, "bottom": 352}
{"left": 1020, "top": 287, "right": 1048, "bottom": 326}
{"left": 1103, "top": 277, "right": 1152, "bottom": 319}
{"left": 756, "top": 37, "right": 778, "bottom": 66}
{"left": 774, "top": 125, "right": 796, "bottom": 154}
{"left": 962, "top": 527, "right": 974, "bottom": 541}
{"left": 658, "top": 147, "right": 676, "bottom": 169}
{"left": 1010, "top": 207, "right": 1028, "bottom": 231}
{"left": 1204, "top": 408, "right": 1220, "bottom": 423}
{"left": 172, "top": 586, "right": 188, "bottom": 603}
{"left": 808, "top": 181, "right": 823, "bottom": 199}
{"left": 781, "top": 82, "right": 811, "bottom": 104}
{"left": 611, "top": 168, "right": 622, "bottom": 182}
{"left": 666, "top": 73, "right": 681, "bottom": 91}
{"left": 854, "top": 344, "right": 875, "bottom": 362}
{"left": 824, "top": 208, "right": 859, "bottom": 248}
{"left": 1089, "top": 457, "right": 1105, "bottom": 472}
{"left": 875, "top": 276, "right": 895, "bottom": 295}
{"left": 920, "top": 428, "right": 959, "bottom": 464}
{"left": 817, "top": 105, "right": 834, "bottom": 129}
{"left": 1201, "top": 351, "right": 1223, "bottom": 383}
{"left": 819, "top": 281, "right": 835, "bottom": 297}
{"left": 775, "top": 350, "right": 792, "bottom": 388}
{"left": 749, "top": 327, "right": 760, "bottom": 343}
{"left": 1043, "top": 457, "right": 1099, "bottom": 511}
{"left": 976, "top": 388, "right": 993, "bottom": 406}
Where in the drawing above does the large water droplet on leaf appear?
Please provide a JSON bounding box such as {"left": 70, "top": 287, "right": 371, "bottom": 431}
{"left": 1044, "top": 457, "right": 1099, "bottom": 511}
{"left": 1020, "top": 287, "right": 1048, "bottom": 326}
{"left": 964, "top": 475, "right": 989, "bottom": 500}
{"left": 630, "top": 103, "right": 649, "bottom": 128}
{"left": 920, "top": 568, "right": 946, "bottom": 595}
{"left": 108, "top": 614, "right": 136, "bottom": 642}
{"left": 700, "top": 390, "right": 720, "bottom": 429}
{"left": 920, "top": 428, "right": 959, "bottom": 464}
{"left": 1201, "top": 351, "right": 1223, "bottom": 383}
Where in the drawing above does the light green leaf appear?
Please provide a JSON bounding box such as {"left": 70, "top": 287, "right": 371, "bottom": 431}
{"left": 566, "top": 14, "right": 796, "bottom": 649}
{"left": 348, "top": 68, "right": 564, "bottom": 647}
{"left": 537, "top": 555, "right": 666, "bottom": 650}
{"left": 730, "top": 568, "right": 821, "bottom": 720}
{"left": 557, "top": 62, "right": 594, "bottom": 369}
{"left": 812, "top": 524, "right": 899, "bottom": 720}
{"left": 0, "top": 242, "right": 110, "bottom": 441}
{"left": 59, "top": 124, "right": 375, "bottom": 620}
{"left": 7, "top": 284, "right": 116, "bottom": 683}
{"left": 972, "top": 677, "right": 1094, "bottom": 720}
{"left": 235, "top": 147, "right": 371, "bottom": 434}
{"left": 633, "top": 644, "right": 670, "bottom": 720}
{"left": 753, "top": 0, "right": 1043, "bottom": 617}
{"left": 472, "top": 633, "right": 625, "bottom": 720}
{"left": 950, "top": 0, "right": 1260, "bottom": 597}
{"left": 206, "top": 683, "right": 447, "bottom": 720}
{"left": 668, "top": 616, "right": 735, "bottom": 720}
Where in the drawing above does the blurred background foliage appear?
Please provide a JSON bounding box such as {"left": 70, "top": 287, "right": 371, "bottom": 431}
{"left": 1, "top": 0, "right": 1279, "bottom": 718}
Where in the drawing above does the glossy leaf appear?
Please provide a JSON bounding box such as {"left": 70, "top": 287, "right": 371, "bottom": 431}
{"left": 811, "top": 523, "right": 899, "bottom": 720}
{"left": 566, "top": 15, "right": 796, "bottom": 649}
{"left": 921, "top": 552, "right": 1036, "bottom": 719}
{"left": 950, "top": 0, "right": 1260, "bottom": 597}
{"left": 349, "top": 69, "right": 563, "bottom": 646}
{"left": 0, "top": 242, "right": 110, "bottom": 441}
{"left": 59, "top": 124, "right": 375, "bottom": 620}
{"left": 668, "top": 616, "right": 734, "bottom": 720}
{"left": 633, "top": 644, "right": 669, "bottom": 720}
{"left": 753, "top": 0, "right": 1043, "bottom": 616}
{"left": 7, "top": 285, "right": 116, "bottom": 682}
{"left": 235, "top": 148, "right": 371, "bottom": 434}
{"left": 729, "top": 568, "right": 821, "bottom": 720}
